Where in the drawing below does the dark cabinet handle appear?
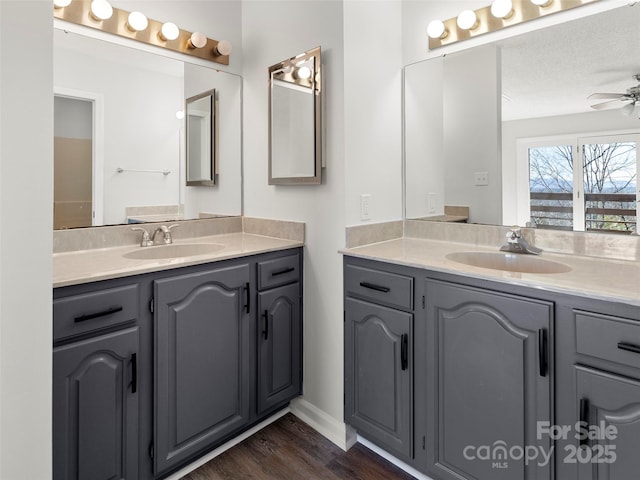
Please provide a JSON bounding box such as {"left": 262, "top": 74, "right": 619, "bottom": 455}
{"left": 579, "top": 398, "right": 590, "bottom": 447}
{"left": 262, "top": 310, "right": 269, "bottom": 340}
{"left": 359, "top": 282, "right": 390, "bottom": 293}
{"left": 401, "top": 334, "right": 408, "bottom": 371}
{"left": 538, "top": 328, "right": 548, "bottom": 377}
{"left": 618, "top": 342, "right": 640, "bottom": 354}
{"left": 272, "top": 267, "right": 295, "bottom": 277}
{"left": 244, "top": 283, "right": 250, "bottom": 314}
{"left": 74, "top": 306, "right": 123, "bottom": 323}
{"left": 130, "top": 353, "right": 137, "bottom": 394}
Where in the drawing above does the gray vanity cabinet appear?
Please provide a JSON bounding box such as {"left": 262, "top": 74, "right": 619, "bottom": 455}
{"left": 153, "top": 262, "right": 252, "bottom": 475}
{"left": 53, "top": 328, "right": 139, "bottom": 480}
{"left": 425, "top": 279, "right": 553, "bottom": 480}
{"left": 344, "top": 261, "right": 414, "bottom": 461}
{"left": 257, "top": 282, "right": 302, "bottom": 414}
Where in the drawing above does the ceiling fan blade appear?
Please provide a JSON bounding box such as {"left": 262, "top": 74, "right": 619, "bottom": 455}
{"left": 587, "top": 93, "right": 627, "bottom": 100}
{"left": 589, "top": 98, "right": 630, "bottom": 110}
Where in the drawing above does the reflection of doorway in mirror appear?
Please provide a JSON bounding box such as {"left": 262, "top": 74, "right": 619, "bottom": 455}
{"left": 54, "top": 95, "right": 93, "bottom": 229}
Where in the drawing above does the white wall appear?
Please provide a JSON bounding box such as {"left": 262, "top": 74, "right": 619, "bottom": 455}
{"left": 0, "top": 1, "right": 53, "bottom": 479}
{"left": 241, "top": 0, "right": 349, "bottom": 443}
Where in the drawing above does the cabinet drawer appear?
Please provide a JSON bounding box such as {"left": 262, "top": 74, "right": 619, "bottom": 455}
{"left": 575, "top": 310, "right": 640, "bottom": 370}
{"left": 258, "top": 253, "right": 300, "bottom": 290}
{"left": 345, "top": 264, "right": 413, "bottom": 310}
{"left": 54, "top": 284, "right": 139, "bottom": 341}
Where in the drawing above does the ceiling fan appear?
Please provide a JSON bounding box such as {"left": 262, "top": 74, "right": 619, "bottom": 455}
{"left": 588, "top": 74, "right": 640, "bottom": 115}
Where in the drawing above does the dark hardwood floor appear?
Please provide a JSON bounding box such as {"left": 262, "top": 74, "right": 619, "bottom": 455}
{"left": 181, "top": 413, "right": 416, "bottom": 480}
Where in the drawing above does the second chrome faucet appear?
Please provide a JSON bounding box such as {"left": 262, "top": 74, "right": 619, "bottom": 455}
{"left": 131, "top": 224, "right": 179, "bottom": 247}
{"left": 500, "top": 227, "right": 542, "bottom": 255}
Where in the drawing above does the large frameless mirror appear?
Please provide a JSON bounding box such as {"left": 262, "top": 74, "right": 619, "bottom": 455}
{"left": 186, "top": 89, "right": 217, "bottom": 186}
{"left": 268, "top": 46, "right": 322, "bottom": 185}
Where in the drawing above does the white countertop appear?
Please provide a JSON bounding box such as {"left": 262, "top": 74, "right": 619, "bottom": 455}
{"left": 54, "top": 233, "right": 303, "bottom": 288}
{"left": 340, "top": 238, "right": 640, "bottom": 307}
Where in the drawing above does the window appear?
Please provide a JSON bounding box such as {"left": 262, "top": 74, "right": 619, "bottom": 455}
{"left": 521, "top": 134, "right": 639, "bottom": 234}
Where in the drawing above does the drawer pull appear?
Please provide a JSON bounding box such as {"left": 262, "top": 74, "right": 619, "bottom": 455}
{"left": 74, "top": 306, "right": 123, "bottom": 323}
{"left": 538, "top": 328, "right": 548, "bottom": 377}
{"left": 579, "top": 398, "right": 590, "bottom": 448}
{"left": 401, "top": 333, "right": 408, "bottom": 371}
{"left": 272, "top": 267, "right": 295, "bottom": 277}
{"left": 130, "top": 353, "right": 137, "bottom": 394}
{"left": 359, "top": 282, "right": 390, "bottom": 293}
{"left": 618, "top": 342, "right": 640, "bottom": 355}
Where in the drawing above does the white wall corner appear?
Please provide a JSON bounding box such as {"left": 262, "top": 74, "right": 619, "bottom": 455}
{"left": 290, "top": 397, "right": 357, "bottom": 451}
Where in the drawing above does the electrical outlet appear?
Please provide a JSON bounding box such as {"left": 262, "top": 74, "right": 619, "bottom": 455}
{"left": 474, "top": 171, "right": 489, "bottom": 186}
{"left": 360, "top": 194, "right": 371, "bottom": 221}
{"left": 428, "top": 193, "right": 437, "bottom": 213}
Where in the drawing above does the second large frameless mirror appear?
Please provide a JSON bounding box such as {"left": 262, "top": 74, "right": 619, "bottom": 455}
{"left": 268, "top": 47, "right": 322, "bottom": 185}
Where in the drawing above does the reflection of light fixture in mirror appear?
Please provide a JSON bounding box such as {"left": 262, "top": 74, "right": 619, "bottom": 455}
{"left": 530, "top": 0, "right": 553, "bottom": 6}
{"left": 296, "top": 66, "right": 312, "bottom": 80}
{"left": 215, "top": 40, "right": 232, "bottom": 56}
{"left": 90, "top": 0, "right": 113, "bottom": 20}
{"left": 491, "top": 0, "right": 514, "bottom": 19}
{"left": 427, "top": 20, "right": 447, "bottom": 39}
{"left": 159, "top": 22, "right": 180, "bottom": 41}
{"left": 53, "top": 0, "right": 72, "bottom": 8}
{"left": 457, "top": 10, "right": 479, "bottom": 30}
{"left": 176, "top": 110, "right": 185, "bottom": 120}
{"left": 126, "top": 11, "right": 148, "bottom": 32}
{"left": 189, "top": 32, "right": 207, "bottom": 49}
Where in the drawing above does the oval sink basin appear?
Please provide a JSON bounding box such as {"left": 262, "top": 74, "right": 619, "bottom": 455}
{"left": 123, "top": 243, "right": 224, "bottom": 260}
{"left": 446, "top": 251, "right": 572, "bottom": 274}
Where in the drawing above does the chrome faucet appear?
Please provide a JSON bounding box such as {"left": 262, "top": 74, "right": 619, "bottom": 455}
{"left": 151, "top": 224, "right": 179, "bottom": 245}
{"left": 131, "top": 227, "right": 154, "bottom": 247}
{"left": 500, "top": 227, "right": 542, "bottom": 255}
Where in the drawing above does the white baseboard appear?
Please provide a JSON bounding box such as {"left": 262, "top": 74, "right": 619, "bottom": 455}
{"left": 164, "top": 407, "right": 290, "bottom": 480}
{"left": 357, "top": 436, "right": 434, "bottom": 480}
{"left": 289, "top": 397, "right": 357, "bottom": 451}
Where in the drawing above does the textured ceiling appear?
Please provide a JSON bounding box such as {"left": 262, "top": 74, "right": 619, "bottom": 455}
{"left": 501, "top": 4, "right": 640, "bottom": 121}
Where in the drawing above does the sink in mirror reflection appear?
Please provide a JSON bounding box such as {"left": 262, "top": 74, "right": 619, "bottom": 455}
{"left": 446, "top": 252, "right": 572, "bottom": 274}
{"left": 123, "top": 243, "right": 225, "bottom": 260}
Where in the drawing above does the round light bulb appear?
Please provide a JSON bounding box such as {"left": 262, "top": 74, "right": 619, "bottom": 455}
{"left": 491, "top": 0, "right": 513, "bottom": 19}
{"left": 126, "top": 11, "right": 148, "bottom": 32}
{"left": 189, "top": 32, "right": 207, "bottom": 49}
{"left": 427, "top": 20, "right": 447, "bottom": 39}
{"left": 53, "top": 0, "right": 72, "bottom": 8}
{"left": 296, "top": 66, "right": 312, "bottom": 80}
{"left": 215, "top": 40, "right": 232, "bottom": 56}
{"left": 530, "top": 0, "right": 553, "bottom": 6}
{"left": 160, "top": 22, "right": 180, "bottom": 41}
{"left": 176, "top": 110, "right": 185, "bottom": 120}
{"left": 457, "top": 10, "right": 478, "bottom": 30}
{"left": 90, "top": 0, "right": 113, "bottom": 20}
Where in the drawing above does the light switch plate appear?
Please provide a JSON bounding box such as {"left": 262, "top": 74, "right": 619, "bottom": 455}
{"left": 474, "top": 172, "right": 489, "bottom": 186}
{"left": 360, "top": 194, "right": 371, "bottom": 221}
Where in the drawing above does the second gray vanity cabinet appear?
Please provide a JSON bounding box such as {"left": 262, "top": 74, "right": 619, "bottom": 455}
{"left": 153, "top": 262, "right": 252, "bottom": 475}
{"left": 575, "top": 365, "right": 640, "bottom": 480}
{"left": 424, "top": 279, "right": 553, "bottom": 480}
{"left": 344, "top": 297, "right": 413, "bottom": 460}
{"left": 53, "top": 326, "right": 139, "bottom": 480}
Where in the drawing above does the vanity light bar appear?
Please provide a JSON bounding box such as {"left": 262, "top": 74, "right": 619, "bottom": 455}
{"left": 53, "top": 0, "right": 230, "bottom": 66}
{"left": 428, "top": 0, "right": 600, "bottom": 50}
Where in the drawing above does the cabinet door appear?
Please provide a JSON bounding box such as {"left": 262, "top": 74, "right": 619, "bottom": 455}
{"left": 257, "top": 283, "right": 302, "bottom": 414}
{"left": 345, "top": 297, "right": 413, "bottom": 460}
{"left": 53, "top": 327, "right": 139, "bottom": 480}
{"left": 154, "top": 263, "right": 251, "bottom": 474}
{"left": 576, "top": 366, "right": 640, "bottom": 480}
{"left": 425, "top": 280, "right": 552, "bottom": 480}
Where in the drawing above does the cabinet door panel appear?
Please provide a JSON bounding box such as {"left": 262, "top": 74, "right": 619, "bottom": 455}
{"left": 154, "top": 263, "right": 250, "bottom": 474}
{"left": 576, "top": 366, "right": 640, "bottom": 480}
{"left": 257, "top": 283, "right": 301, "bottom": 413}
{"left": 345, "top": 297, "right": 412, "bottom": 459}
{"left": 53, "top": 327, "right": 139, "bottom": 480}
{"left": 426, "top": 280, "right": 552, "bottom": 480}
